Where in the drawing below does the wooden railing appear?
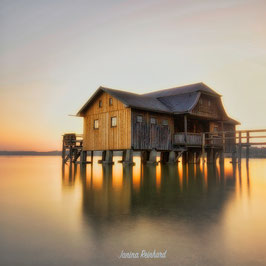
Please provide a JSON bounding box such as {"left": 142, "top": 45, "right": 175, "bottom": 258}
{"left": 173, "top": 132, "right": 202, "bottom": 146}
{"left": 173, "top": 129, "right": 266, "bottom": 150}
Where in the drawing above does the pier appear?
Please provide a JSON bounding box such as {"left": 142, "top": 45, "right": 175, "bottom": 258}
{"left": 62, "top": 129, "right": 266, "bottom": 166}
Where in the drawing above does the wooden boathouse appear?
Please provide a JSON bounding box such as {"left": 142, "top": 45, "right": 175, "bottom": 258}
{"left": 63, "top": 82, "right": 241, "bottom": 165}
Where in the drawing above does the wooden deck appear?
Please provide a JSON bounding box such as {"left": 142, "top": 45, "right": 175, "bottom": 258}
{"left": 62, "top": 129, "right": 266, "bottom": 165}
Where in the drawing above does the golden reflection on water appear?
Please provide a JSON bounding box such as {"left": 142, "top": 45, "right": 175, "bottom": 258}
{"left": 61, "top": 157, "right": 260, "bottom": 209}
{"left": 156, "top": 162, "right": 161, "bottom": 191}
{"left": 1, "top": 156, "right": 266, "bottom": 265}
{"left": 132, "top": 156, "right": 141, "bottom": 191}
{"left": 92, "top": 157, "right": 103, "bottom": 190}
{"left": 112, "top": 156, "right": 123, "bottom": 190}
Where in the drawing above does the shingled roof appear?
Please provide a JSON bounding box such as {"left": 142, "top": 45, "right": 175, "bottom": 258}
{"left": 143, "top": 82, "right": 221, "bottom": 98}
{"left": 77, "top": 83, "right": 238, "bottom": 124}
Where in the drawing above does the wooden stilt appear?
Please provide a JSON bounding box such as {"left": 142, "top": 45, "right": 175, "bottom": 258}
{"left": 238, "top": 132, "right": 242, "bottom": 164}
{"left": 195, "top": 152, "right": 201, "bottom": 164}
{"left": 122, "top": 149, "right": 135, "bottom": 165}
{"left": 182, "top": 152, "right": 188, "bottom": 164}
{"left": 201, "top": 133, "right": 205, "bottom": 165}
{"left": 246, "top": 132, "right": 250, "bottom": 163}
{"left": 167, "top": 151, "right": 177, "bottom": 164}
{"left": 102, "top": 150, "right": 114, "bottom": 164}
{"left": 160, "top": 152, "right": 169, "bottom": 164}
{"left": 146, "top": 149, "right": 158, "bottom": 165}
{"left": 188, "top": 151, "right": 194, "bottom": 164}
{"left": 207, "top": 149, "right": 214, "bottom": 164}
{"left": 219, "top": 151, "right": 224, "bottom": 165}
{"left": 141, "top": 151, "right": 148, "bottom": 164}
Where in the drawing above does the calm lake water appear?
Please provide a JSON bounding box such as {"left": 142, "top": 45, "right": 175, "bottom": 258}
{"left": 0, "top": 156, "right": 266, "bottom": 266}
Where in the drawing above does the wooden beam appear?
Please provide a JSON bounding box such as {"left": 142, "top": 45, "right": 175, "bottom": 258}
{"left": 184, "top": 115, "right": 188, "bottom": 143}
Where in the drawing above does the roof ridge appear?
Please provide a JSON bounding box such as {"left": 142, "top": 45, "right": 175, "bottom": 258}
{"left": 100, "top": 86, "right": 141, "bottom": 96}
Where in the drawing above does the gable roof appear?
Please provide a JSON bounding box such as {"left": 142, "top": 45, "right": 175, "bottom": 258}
{"left": 143, "top": 82, "right": 221, "bottom": 98}
{"left": 76, "top": 83, "right": 239, "bottom": 124}
{"left": 157, "top": 91, "right": 201, "bottom": 114}
{"left": 77, "top": 86, "right": 170, "bottom": 115}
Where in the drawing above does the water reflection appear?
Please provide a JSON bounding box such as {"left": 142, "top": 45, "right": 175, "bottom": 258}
{"left": 1, "top": 156, "right": 265, "bottom": 266}
{"left": 62, "top": 157, "right": 245, "bottom": 225}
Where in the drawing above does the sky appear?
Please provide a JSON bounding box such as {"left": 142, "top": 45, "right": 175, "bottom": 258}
{"left": 0, "top": 0, "right": 266, "bottom": 151}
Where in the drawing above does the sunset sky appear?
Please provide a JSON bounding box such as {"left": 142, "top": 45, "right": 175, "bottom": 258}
{"left": 0, "top": 0, "right": 266, "bottom": 151}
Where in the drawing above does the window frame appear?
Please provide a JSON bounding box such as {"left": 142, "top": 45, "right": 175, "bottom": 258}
{"left": 109, "top": 98, "right": 113, "bottom": 106}
{"left": 99, "top": 100, "right": 102, "bottom": 108}
{"left": 93, "top": 119, "right": 99, "bottom": 129}
{"left": 150, "top": 117, "right": 157, "bottom": 125}
{"left": 162, "top": 119, "right": 169, "bottom": 126}
{"left": 136, "top": 115, "right": 143, "bottom": 123}
{"left": 111, "top": 116, "right": 117, "bottom": 127}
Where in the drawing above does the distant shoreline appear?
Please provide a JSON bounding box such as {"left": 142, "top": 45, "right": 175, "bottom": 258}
{"left": 0, "top": 151, "right": 62, "bottom": 156}
{"left": 0, "top": 150, "right": 266, "bottom": 158}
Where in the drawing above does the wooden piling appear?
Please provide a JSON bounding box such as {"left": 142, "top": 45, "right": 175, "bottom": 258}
{"left": 182, "top": 152, "right": 188, "bottom": 164}
{"left": 188, "top": 151, "right": 194, "bottom": 164}
{"left": 168, "top": 151, "right": 177, "bottom": 164}
{"left": 246, "top": 131, "right": 250, "bottom": 163}
{"left": 102, "top": 150, "right": 114, "bottom": 164}
{"left": 146, "top": 149, "right": 158, "bottom": 165}
{"left": 201, "top": 133, "right": 205, "bottom": 164}
{"left": 207, "top": 149, "right": 214, "bottom": 164}
{"left": 160, "top": 151, "right": 169, "bottom": 164}
{"left": 195, "top": 152, "right": 201, "bottom": 164}
{"left": 122, "top": 149, "right": 135, "bottom": 165}
{"left": 238, "top": 131, "right": 242, "bottom": 164}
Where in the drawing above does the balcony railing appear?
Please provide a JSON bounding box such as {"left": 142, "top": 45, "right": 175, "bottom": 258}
{"left": 173, "top": 132, "right": 202, "bottom": 146}
{"left": 173, "top": 132, "right": 225, "bottom": 147}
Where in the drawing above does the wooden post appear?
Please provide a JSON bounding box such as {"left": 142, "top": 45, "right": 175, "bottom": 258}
{"left": 123, "top": 149, "right": 135, "bottom": 165}
{"left": 220, "top": 132, "right": 225, "bottom": 165}
{"left": 98, "top": 150, "right": 106, "bottom": 163}
{"left": 69, "top": 146, "right": 73, "bottom": 164}
{"left": 188, "top": 151, "right": 194, "bottom": 164}
{"left": 246, "top": 131, "right": 250, "bottom": 162}
{"left": 184, "top": 115, "right": 188, "bottom": 143}
{"left": 160, "top": 151, "right": 169, "bottom": 164}
{"left": 207, "top": 149, "right": 214, "bottom": 164}
{"left": 146, "top": 149, "right": 158, "bottom": 165}
{"left": 141, "top": 151, "right": 148, "bottom": 164}
{"left": 80, "top": 150, "right": 86, "bottom": 163}
{"left": 91, "top": 151, "right": 94, "bottom": 164}
{"left": 62, "top": 138, "right": 66, "bottom": 164}
{"left": 195, "top": 152, "right": 201, "bottom": 164}
{"left": 182, "top": 152, "right": 188, "bottom": 164}
{"left": 102, "top": 150, "right": 114, "bottom": 164}
{"left": 168, "top": 151, "right": 177, "bottom": 164}
{"left": 201, "top": 133, "right": 205, "bottom": 165}
{"left": 238, "top": 131, "right": 242, "bottom": 164}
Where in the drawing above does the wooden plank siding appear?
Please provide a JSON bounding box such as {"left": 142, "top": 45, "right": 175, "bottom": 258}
{"left": 191, "top": 94, "right": 224, "bottom": 119}
{"left": 131, "top": 109, "right": 173, "bottom": 151}
{"left": 83, "top": 91, "right": 131, "bottom": 151}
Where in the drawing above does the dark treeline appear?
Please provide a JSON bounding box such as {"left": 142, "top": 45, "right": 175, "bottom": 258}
{"left": 226, "top": 147, "right": 266, "bottom": 158}
{"left": 246, "top": 147, "right": 266, "bottom": 158}
{"left": 1, "top": 148, "right": 266, "bottom": 157}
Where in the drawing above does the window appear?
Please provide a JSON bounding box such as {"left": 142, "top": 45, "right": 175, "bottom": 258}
{"left": 150, "top": 117, "right": 157, "bottom": 124}
{"left": 94, "top": 119, "right": 99, "bottom": 129}
{"left": 162, "top": 119, "right": 168, "bottom": 126}
{"left": 111, "top": 116, "right": 117, "bottom": 127}
{"left": 109, "top": 98, "right": 113, "bottom": 106}
{"left": 199, "top": 98, "right": 203, "bottom": 104}
{"left": 136, "top": 115, "right": 143, "bottom": 123}
{"left": 99, "top": 100, "right": 102, "bottom": 108}
{"left": 208, "top": 100, "right": 211, "bottom": 107}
